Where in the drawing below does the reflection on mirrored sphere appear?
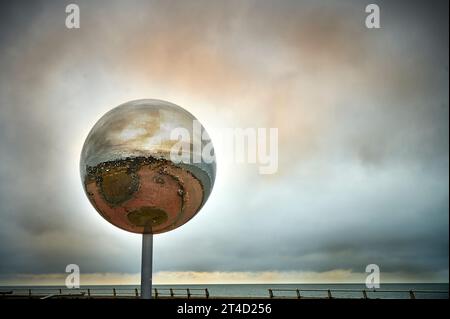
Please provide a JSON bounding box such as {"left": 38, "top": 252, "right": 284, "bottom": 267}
{"left": 80, "top": 99, "right": 216, "bottom": 234}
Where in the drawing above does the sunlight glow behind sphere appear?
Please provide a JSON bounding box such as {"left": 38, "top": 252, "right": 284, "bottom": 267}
{"left": 80, "top": 99, "right": 216, "bottom": 234}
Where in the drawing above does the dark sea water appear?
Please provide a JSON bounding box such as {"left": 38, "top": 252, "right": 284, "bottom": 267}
{"left": 1, "top": 283, "right": 448, "bottom": 299}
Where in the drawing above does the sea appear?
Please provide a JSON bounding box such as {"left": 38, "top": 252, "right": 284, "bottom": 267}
{"left": 1, "top": 283, "right": 448, "bottom": 299}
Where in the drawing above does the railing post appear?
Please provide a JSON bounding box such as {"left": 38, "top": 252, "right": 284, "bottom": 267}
{"left": 113, "top": 288, "right": 117, "bottom": 298}
{"left": 327, "top": 289, "right": 332, "bottom": 299}
{"left": 154, "top": 288, "right": 158, "bottom": 299}
{"left": 187, "top": 288, "right": 191, "bottom": 299}
{"left": 170, "top": 288, "right": 174, "bottom": 298}
{"left": 409, "top": 290, "right": 416, "bottom": 299}
{"left": 205, "top": 288, "right": 209, "bottom": 299}
{"left": 59, "top": 288, "right": 62, "bottom": 294}
{"left": 296, "top": 289, "right": 301, "bottom": 299}
{"left": 87, "top": 289, "right": 91, "bottom": 297}
{"left": 268, "top": 289, "right": 273, "bottom": 298}
{"left": 135, "top": 288, "right": 139, "bottom": 297}
{"left": 362, "top": 290, "right": 368, "bottom": 299}
{"left": 28, "top": 289, "right": 32, "bottom": 298}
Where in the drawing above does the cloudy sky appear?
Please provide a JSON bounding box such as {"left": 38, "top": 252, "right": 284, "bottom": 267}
{"left": 0, "top": 0, "right": 448, "bottom": 285}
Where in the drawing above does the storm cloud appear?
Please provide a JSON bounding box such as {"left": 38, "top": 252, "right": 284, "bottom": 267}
{"left": 0, "top": 0, "right": 448, "bottom": 283}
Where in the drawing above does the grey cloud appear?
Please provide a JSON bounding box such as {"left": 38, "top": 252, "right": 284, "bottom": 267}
{"left": 0, "top": 0, "right": 448, "bottom": 282}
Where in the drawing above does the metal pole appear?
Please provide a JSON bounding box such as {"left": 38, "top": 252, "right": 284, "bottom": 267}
{"left": 141, "top": 233, "right": 153, "bottom": 299}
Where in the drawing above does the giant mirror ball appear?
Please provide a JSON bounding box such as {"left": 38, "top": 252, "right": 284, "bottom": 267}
{"left": 80, "top": 99, "right": 216, "bottom": 234}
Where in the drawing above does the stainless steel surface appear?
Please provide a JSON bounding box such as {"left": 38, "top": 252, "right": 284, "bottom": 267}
{"left": 141, "top": 234, "right": 153, "bottom": 299}
{"left": 80, "top": 99, "right": 216, "bottom": 234}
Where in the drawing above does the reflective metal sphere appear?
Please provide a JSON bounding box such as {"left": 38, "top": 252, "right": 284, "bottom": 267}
{"left": 80, "top": 99, "right": 216, "bottom": 234}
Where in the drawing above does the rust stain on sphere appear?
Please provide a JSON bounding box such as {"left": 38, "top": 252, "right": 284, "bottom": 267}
{"left": 80, "top": 100, "right": 216, "bottom": 234}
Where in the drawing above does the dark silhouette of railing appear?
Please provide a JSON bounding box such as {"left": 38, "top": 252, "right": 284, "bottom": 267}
{"left": 268, "top": 288, "right": 448, "bottom": 299}
{"left": 1, "top": 287, "right": 447, "bottom": 299}
{"left": 0, "top": 287, "right": 209, "bottom": 299}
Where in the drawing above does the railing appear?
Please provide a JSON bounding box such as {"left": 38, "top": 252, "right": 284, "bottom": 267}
{"left": 268, "top": 288, "right": 449, "bottom": 299}
{"left": 0, "top": 287, "right": 209, "bottom": 299}
{"left": 153, "top": 288, "right": 209, "bottom": 299}
{"left": 1, "top": 287, "right": 447, "bottom": 299}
